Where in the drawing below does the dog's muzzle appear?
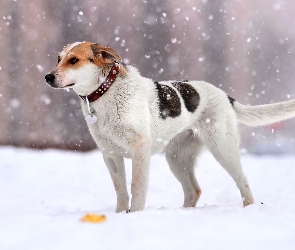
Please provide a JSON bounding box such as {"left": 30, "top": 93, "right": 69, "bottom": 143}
{"left": 45, "top": 73, "right": 56, "bottom": 87}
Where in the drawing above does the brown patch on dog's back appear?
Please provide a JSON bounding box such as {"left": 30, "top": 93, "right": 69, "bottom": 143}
{"left": 155, "top": 82, "right": 181, "bottom": 119}
{"left": 172, "top": 81, "right": 200, "bottom": 113}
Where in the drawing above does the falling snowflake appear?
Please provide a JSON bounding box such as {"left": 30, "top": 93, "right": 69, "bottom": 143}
{"left": 171, "top": 38, "right": 177, "bottom": 43}
{"left": 36, "top": 65, "right": 44, "bottom": 72}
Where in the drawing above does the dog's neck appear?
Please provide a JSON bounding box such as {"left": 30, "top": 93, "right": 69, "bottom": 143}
{"left": 78, "top": 61, "right": 121, "bottom": 103}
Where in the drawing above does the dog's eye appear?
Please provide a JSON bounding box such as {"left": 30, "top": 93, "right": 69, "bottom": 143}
{"left": 69, "top": 57, "right": 79, "bottom": 64}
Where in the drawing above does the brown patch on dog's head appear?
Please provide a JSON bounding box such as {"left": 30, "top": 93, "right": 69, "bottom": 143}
{"left": 56, "top": 42, "right": 122, "bottom": 70}
{"left": 90, "top": 43, "right": 122, "bottom": 65}
{"left": 46, "top": 42, "right": 126, "bottom": 93}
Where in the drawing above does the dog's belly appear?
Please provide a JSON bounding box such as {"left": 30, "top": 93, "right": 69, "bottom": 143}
{"left": 150, "top": 130, "right": 178, "bottom": 154}
{"left": 89, "top": 117, "right": 190, "bottom": 158}
{"left": 149, "top": 118, "right": 195, "bottom": 155}
{"left": 150, "top": 141, "right": 168, "bottom": 155}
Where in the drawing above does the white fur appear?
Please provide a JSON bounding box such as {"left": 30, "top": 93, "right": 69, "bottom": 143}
{"left": 50, "top": 44, "right": 295, "bottom": 212}
{"left": 55, "top": 64, "right": 99, "bottom": 92}
{"left": 59, "top": 42, "right": 83, "bottom": 59}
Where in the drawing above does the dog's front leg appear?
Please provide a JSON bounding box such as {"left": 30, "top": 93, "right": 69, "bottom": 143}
{"left": 103, "top": 154, "right": 129, "bottom": 213}
{"left": 130, "top": 137, "right": 151, "bottom": 212}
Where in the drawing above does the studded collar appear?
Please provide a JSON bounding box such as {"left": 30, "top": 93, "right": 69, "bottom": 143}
{"left": 79, "top": 61, "right": 120, "bottom": 103}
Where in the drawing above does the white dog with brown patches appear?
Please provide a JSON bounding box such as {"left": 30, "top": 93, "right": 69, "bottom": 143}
{"left": 45, "top": 41, "right": 295, "bottom": 212}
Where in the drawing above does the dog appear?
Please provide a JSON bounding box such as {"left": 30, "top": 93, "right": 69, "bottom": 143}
{"left": 45, "top": 41, "right": 295, "bottom": 212}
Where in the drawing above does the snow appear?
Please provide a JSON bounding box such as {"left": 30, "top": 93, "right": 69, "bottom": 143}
{"left": 1, "top": 147, "right": 295, "bottom": 250}
{"left": 171, "top": 38, "right": 177, "bottom": 44}
{"left": 36, "top": 65, "right": 44, "bottom": 72}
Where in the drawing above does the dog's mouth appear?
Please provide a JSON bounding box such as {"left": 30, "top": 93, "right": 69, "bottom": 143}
{"left": 63, "top": 83, "right": 75, "bottom": 88}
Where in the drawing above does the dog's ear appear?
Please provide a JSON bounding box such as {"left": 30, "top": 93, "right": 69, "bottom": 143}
{"left": 91, "top": 43, "right": 122, "bottom": 64}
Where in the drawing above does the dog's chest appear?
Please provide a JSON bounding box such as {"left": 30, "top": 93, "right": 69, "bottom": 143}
{"left": 87, "top": 105, "right": 131, "bottom": 149}
{"left": 81, "top": 84, "right": 148, "bottom": 155}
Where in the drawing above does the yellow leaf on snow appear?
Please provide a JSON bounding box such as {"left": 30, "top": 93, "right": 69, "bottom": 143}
{"left": 81, "top": 213, "right": 107, "bottom": 223}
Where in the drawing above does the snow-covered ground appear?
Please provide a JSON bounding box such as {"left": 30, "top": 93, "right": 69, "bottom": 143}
{"left": 1, "top": 147, "right": 295, "bottom": 250}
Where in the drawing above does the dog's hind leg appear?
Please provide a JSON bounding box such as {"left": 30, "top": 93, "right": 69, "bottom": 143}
{"left": 198, "top": 116, "right": 254, "bottom": 207}
{"left": 165, "top": 130, "right": 203, "bottom": 207}
{"left": 103, "top": 155, "right": 129, "bottom": 212}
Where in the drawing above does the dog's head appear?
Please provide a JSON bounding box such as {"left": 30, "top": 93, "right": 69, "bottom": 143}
{"left": 45, "top": 42, "right": 122, "bottom": 95}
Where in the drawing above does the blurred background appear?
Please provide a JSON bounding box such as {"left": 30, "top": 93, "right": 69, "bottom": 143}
{"left": 1, "top": 0, "right": 295, "bottom": 153}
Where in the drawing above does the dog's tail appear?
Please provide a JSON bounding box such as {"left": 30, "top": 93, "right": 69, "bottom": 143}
{"left": 232, "top": 99, "right": 295, "bottom": 127}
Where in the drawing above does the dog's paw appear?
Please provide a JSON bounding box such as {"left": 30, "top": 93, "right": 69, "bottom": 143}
{"left": 129, "top": 204, "right": 145, "bottom": 212}
{"left": 115, "top": 206, "right": 130, "bottom": 213}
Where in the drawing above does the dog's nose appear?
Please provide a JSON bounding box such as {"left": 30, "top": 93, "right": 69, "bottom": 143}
{"left": 45, "top": 74, "right": 55, "bottom": 84}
